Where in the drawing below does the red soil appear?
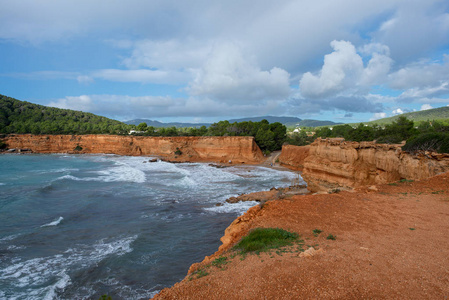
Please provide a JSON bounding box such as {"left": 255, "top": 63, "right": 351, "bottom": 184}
{"left": 154, "top": 172, "right": 449, "bottom": 299}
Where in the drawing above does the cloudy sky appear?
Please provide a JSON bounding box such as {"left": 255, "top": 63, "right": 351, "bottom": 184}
{"left": 1, "top": 0, "right": 449, "bottom": 123}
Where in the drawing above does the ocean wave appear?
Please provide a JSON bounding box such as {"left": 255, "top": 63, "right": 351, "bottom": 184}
{"left": 204, "top": 201, "right": 259, "bottom": 215}
{"left": 0, "top": 183, "right": 5, "bottom": 186}
{"left": 56, "top": 165, "right": 146, "bottom": 183}
{"left": 0, "top": 234, "right": 21, "bottom": 243}
{"left": 40, "top": 217, "right": 64, "bottom": 228}
{"left": 0, "top": 235, "right": 137, "bottom": 299}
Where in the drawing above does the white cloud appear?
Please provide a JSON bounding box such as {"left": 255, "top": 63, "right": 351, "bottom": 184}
{"left": 299, "top": 40, "right": 392, "bottom": 99}
{"left": 370, "top": 112, "right": 387, "bottom": 121}
{"left": 48, "top": 95, "right": 93, "bottom": 112}
{"left": 392, "top": 108, "right": 404, "bottom": 115}
{"left": 188, "top": 43, "right": 291, "bottom": 102}
{"left": 45, "top": 94, "right": 290, "bottom": 121}
{"left": 92, "top": 69, "right": 188, "bottom": 84}
{"left": 421, "top": 104, "right": 433, "bottom": 110}
{"left": 76, "top": 75, "right": 94, "bottom": 84}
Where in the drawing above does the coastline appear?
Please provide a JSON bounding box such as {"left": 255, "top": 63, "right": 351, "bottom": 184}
{"left": 153, "top": 171, "right": 449, "bottom": 299}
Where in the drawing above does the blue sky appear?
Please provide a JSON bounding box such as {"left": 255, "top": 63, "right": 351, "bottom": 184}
{"left": 1, "top": 0, "right": 449, "bottom": 123}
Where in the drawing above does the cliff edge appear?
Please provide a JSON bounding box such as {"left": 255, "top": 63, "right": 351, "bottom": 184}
{"left": 281, "top": 138, "right": 449, "bottom": 192}
{"left": 2, "top": 134, "right": 264, "bottom": 164}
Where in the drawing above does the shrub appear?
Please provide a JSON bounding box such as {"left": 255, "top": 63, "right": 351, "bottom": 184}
{"left": 73, "top": 144, "right": 83, "bottom": 151}
{"left": 174, "top": 147, "right": 182, "bottom": 155}
{"left": 234, "top": 228, "right": 299, "bottom": 254}
{"left": 0, "top": 140, "right": 6, "bottom": 150}
{"left": 402, "top": 132, "right": 449, "bottom": 154}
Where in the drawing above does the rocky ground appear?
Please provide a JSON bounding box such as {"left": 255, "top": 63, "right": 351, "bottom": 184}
{"left": 154, "top": 172, "right": 449, "bottom": 299}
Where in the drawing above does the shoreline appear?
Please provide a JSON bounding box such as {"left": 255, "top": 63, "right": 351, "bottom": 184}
{"left": 153, "top": 171, "right": 449, "bottom": 299}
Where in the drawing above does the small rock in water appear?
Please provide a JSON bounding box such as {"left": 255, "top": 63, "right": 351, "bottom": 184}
{"left": 215, "top": 203, "right": 224, "bottom": 206}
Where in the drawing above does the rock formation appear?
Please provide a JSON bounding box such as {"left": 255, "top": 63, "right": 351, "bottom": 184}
{"left": 2, "top": 134, "right": 264, "bottom": 164}
{"left": 281, "top": 138, "right": 449, "bottom": 192}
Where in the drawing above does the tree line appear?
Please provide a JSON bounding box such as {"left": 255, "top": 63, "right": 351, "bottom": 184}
{"left": 133, "top": 119, "right": 287, "bottom": 152}
{"left": 288, "top": 116, "right": 449, "bottom": 154}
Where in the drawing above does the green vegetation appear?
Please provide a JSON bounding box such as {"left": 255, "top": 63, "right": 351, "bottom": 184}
{"left": 0, "top": 95, "right": 287, "bottom": 152}
{"left": 0, "top": 94, "right": 130, "bottom": 135}
{"left": 326, "top": 234, "right": 337, "bottom": 240}
{"left": 288, "top": 115, "right": 449, "bottom": 154}
{"left": 365, "top": 106, "right": 449, "bottom": 125}
{"left": 73, "top": 145, "right": 83, "bottom": 151}
{"left": 402, "top": 132, "right": 449, "bottom": 154}
{"left": 174, "top": 147, "right": 182, "bottom": 155}
{"left": 0, "top": 140, "right": 6, "bottom": 150}
{"left": 133, "top": 119, "right": 287, "bottom": 152}
{"left": 233, "top": 228, "right": 299, "bottom": 254}
{"left": 312, "top": 229, "right": 323, "bottom": 237}
{"left": 212, "top": 256, "right": 229, "bottom": 269}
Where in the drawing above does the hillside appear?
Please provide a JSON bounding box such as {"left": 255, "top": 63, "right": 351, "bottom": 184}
{"left": 368, "top": 106, "right": 449, "bottom": 125}
{"left": 125, "top": 116, "right": 340, "bottom": 128}
{"left": 0, "top": 94, "right": 130, "bottom": 134}
{"left": 125, "top": 119, "right": 210, "bottom": 128}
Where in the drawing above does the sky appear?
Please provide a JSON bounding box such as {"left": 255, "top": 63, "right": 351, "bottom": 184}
{"left": 1, "top": 0, "right": 449, "bottom": 124}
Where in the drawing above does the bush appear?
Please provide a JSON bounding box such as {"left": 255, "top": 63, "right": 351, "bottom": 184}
{"left": 233, "top": 228, "right": 299, "bottom": 254}
{"left": 0, "top": 140, "right": 6, "bottom": 150}
{"left": 402, "top": 132, "right": 449, "bottom": 154}
{"left": 174, "top": 147, "right": 182, "bottom": 155}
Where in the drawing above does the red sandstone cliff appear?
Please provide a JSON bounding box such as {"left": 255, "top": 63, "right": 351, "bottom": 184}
{"left": 280, "top": 138, "right": 449, "bottom": 192}
{"left": 2, "top": 134, "right": 264, "bottom": 164}
{"left": 278, "top": 144, "right": 310, "bottom": 171}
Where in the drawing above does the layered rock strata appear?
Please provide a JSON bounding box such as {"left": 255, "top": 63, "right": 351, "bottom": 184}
{"left": 282, "top": 138, "right": 449, "bottom": 192}
{"left": 2, "top": 134, "right": 264, "bottom": 164}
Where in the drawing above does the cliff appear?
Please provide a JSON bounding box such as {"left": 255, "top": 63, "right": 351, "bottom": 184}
{"left": 154, "top": 172, "right": 449, "bottom": 299}
{"left": 278, "top": 144, "right": 310, "bottom": 171}
{"left": 2, "top": 134, "right": 264, "bottom": 164}
{"left": 282, "top": 138, "right": 449, "bottom": 192}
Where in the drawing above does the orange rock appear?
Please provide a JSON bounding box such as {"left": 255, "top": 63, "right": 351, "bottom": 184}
{"left": 3, "top": 134, "right": 264, "bottom": 164}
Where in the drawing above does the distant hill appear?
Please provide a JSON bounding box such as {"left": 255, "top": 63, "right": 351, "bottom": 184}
{"left": 124, "top": 119, "right": 210, "bottom": 128}
{"left": 0, "top": 94, "right": 130, "bottom": 134}
{"left": 368, "top": 106, "right": 449, "bottom": 125}
{"left": 125, "top": 116, "right": 340, "bottom": 128}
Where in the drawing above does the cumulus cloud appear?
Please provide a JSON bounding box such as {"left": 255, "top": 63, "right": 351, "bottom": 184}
{"left": 392, "top": 108, "right": 404, "bottom": 115}
{"left": 370, "top": 112, "right": 387, "bottom": 121}
{"left": 299, "top": 40, "right": 392, "bottom": 99}
{"left": 188, "top": 43, "right": 291, "bottom": 102}
{"left": 420, "top": 104, "right": 433, "bottom": 110}
{"left": 48, "top": 95, "right": 93, "bottom": 112}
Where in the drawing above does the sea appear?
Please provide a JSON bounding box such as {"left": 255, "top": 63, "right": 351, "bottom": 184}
{"left": 0, "top": 154, "right": 303, "bottom": 299}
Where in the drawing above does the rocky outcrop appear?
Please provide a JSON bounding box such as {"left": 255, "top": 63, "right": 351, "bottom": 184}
{"left": 299, "top": 138, "right": 449, "bottom": 192}
{"left": 2, "top": 134, "right": 264, "bottom": 164}
{"left": 278, "top": 144, "right": 310, "bottom": 170}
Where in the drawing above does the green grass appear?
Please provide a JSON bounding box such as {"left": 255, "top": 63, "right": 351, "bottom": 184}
{"left": 326, "top": 234, "right": 337, "bottom": 240}
{"left": 212, "top": 256, "right": 229, "bottom": 268}
{"left": 233, "top": 228, "right": 299, "bottom": 254}
{"left": 399, "top": 179, "right": 414, "bottom": 183}
{"left": 312, "top": 229, "right": 323, "bottom": 237}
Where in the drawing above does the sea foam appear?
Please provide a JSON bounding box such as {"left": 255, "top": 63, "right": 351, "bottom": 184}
{"left": 41, "top": 217, "right": 64, "bottom": 228}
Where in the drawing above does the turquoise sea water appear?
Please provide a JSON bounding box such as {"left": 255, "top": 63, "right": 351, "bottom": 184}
{"left": 0, "top": 154, "right": 303, "bottom": 299}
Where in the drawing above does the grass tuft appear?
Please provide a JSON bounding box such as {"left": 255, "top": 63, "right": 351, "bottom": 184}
{"left": 326, "top": 234, "right": 337, "bottom": 240}
{"left": 234, "top": 228, "right": 299, "bottom": 254}
{"left": 312, "top": 229, "right": 323, "bottom": 237}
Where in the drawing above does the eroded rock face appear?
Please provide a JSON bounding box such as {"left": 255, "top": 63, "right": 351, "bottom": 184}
{"left": 278, "top": 144, "right": 310, "bottom": 171}
{"left": 283, "top": 138, "right": 449, "bottom": 192}
{"left": 3, "top": 134, "right": 264, "bottom": 164}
